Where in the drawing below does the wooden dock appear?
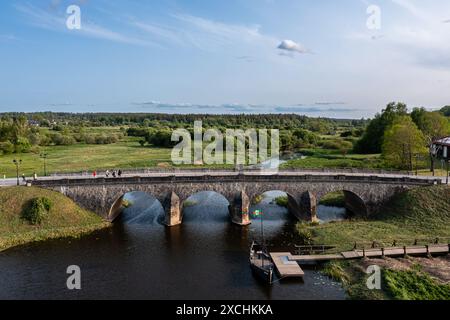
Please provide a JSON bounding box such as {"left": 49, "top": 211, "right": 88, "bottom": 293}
{"left": 268, "top": 244, "right": 449, "bottom": 277}
{"left": 269, "top": 252, "right": 305, "bottom": 278}
{"left": 289, "top": 244, "right": 449, "bottom": 265}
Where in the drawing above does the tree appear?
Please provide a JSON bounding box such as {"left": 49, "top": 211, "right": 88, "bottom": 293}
{"left": 355, "top": 102, "right": 408, "bottom": 154}
{"left": 411, "top": 108, "right": 449, "bottom": 142}
{"left": 440, "top": 105, "right": 450, "bottom": 117}
{"left": 382, "top": 116, "right": 427, "bottom": 170}
{"left": 411, "top": 107, "right": 450, "bottom": 173}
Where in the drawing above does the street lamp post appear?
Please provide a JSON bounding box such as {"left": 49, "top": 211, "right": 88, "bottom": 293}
{"left": 12, "top": 159, "right": 22, "bottom": 186}
{"left": 40, "top": 153, "right": 48, "bottom": 176}
{"left": 446, "top": 160, "right": 450, "bottom": 184}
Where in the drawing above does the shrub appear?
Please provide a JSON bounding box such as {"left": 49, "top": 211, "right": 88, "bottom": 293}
{"left": 22, "top": 197, "right": 52, "bottom": 225}
{"left": 252, "top": 195, "right": 263, "bottom": 205}
{"left": 0, "top": 141, "right": 14, "bottom": 154}
{"left": 296, "top": 222, "right": 313, "bottom": 244}
{"left": 275, "top": 196, "right": 288, "bottom": 208}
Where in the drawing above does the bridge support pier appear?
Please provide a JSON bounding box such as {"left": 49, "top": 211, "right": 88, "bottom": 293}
{"left": 287, "top": 192, "right": 318, "bottom": 222}
{"left": 229, "top": 190, "right": 251, "bottom": 226}
{"left": 163, "top": 192, "right": 182, "bottom": 227}
{"left": 344, "top": 190, "right": 368, "bottom": 217}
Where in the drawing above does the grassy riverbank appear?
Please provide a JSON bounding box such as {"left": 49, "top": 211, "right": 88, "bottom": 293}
{"left": 0, "top": 186, "right": 110, "bottom": 252}
{"left": 298, "top": 185, "right": 450, "bottom": 300}
{"left": 300, "top": 185, "right": 450, "bottom": 251}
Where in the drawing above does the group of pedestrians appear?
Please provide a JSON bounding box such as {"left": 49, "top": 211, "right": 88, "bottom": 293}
{"left": 21, "top": 172, "right": 38, "bottom": 182}
{"left": 106, "top": 169, "right": 122, "bottom": 178}
{"left": 92, "top": 169, "right": 123, "bottom": 178}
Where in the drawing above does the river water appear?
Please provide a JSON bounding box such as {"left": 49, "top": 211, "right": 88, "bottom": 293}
{"left": 0, "top": 192, "right": 346, "bottom": 300}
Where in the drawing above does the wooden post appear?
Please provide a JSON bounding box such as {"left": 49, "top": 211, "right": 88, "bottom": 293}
{"left": 426, "top": 245, "right": 431, "bottom": 258}
{"left": 381, "top": 247, "right": 385, "bottom": 258}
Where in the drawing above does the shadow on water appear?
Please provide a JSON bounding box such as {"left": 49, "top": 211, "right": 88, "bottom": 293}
{"left": 0, "top": 190, "right": 347, "bottom": 300}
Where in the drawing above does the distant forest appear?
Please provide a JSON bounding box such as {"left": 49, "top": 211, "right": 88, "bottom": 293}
{"left": 0, "top": 112, "right": 367, "bottom": 132}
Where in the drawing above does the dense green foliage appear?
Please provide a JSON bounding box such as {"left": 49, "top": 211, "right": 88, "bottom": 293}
{"left": 354, "top": 102, "right": 409, "bottom": 154}
{"left": 440, "top": 105, "right": 450, "bottom": 117}
{"left": 0, "top": 115, "right": 124, "bottom": 155}
{"left": 21, "top": 197, "right": 53, "bottom": 225}
{"left": 382, "top": 116, "right": 427, "bottom": 170}
{"left": 355, "top": 102, "right": 449, "bottom": 155}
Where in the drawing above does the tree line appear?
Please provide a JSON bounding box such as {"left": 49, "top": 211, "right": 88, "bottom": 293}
{"left": 355, "top": 103, "right": 450, "bottom": 169}
{"left": 0, "top": 115, "right": 123, "bottom": 154}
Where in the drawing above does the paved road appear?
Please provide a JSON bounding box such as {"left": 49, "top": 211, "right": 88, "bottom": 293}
{"left": 1, "top": 170, "right": 447, "bottom": 186}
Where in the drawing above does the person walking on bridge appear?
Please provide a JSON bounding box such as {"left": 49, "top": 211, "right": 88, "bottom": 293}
{"left": 93, "top": 170, "right": 97, "bottom": 178}
{"left": 33, "top": 172, "right": 37, "bottom": 181}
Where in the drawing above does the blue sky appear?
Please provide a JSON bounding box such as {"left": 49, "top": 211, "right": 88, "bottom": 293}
{"left": 1, "top": 0, "right": 450, "bottom": 118}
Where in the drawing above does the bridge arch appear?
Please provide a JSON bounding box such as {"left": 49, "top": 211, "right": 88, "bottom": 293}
{"left": 315, "top": 189, "right": 368, "bottom": 218}
{"left": 250, "top": 190, "right": 292, "bottom": 219}
{"left": 181, "top": 191, "right": 230, "bottom": 223}
{"left": 108, "top": 191, "right": 164, "bottom": 222}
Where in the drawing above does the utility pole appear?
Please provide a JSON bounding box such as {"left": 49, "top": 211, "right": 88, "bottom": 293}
{"left": 12, "top": 159, "right": 22, "bottom": 186}
{"left": 40, "top": 152, "right": 48, "bottom": 176}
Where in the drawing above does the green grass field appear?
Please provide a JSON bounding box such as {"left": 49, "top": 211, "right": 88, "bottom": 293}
{"left": 0, "top": 137, "right": 174, "bottom": 178}
{"left": 0, "top": 186, "right": 110, "bottom": 251}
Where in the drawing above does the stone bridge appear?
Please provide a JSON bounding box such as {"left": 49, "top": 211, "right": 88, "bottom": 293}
{"left": 31, "top": 173, "right": 441, "bottom": 226}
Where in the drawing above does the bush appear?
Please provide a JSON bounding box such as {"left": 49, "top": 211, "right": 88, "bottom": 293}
{"left": 22, "top": 197, "right": 52, "bottom": 225}
{"left": 275, "top": 196, "right": 288, "bottom": 207}
{"left": 296, "top": 222, "right": 313, "bottom": 244}
{"left": 0, "top": 141, "right": 14, "bottom": 154}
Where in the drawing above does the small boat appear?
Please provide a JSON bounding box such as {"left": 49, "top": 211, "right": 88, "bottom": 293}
{"left": 250, "top": 241, "right": 274, "bottom": 284}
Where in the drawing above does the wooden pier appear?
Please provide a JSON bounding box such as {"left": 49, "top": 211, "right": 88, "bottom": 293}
{"left": 291, "top": 244, "right": 449, "bottom": 264}
{"left": 269, "top": 252, "right": 305, "bottom": 278}
{"left": 269, "top": 244, "right": 449, "bottom": 278}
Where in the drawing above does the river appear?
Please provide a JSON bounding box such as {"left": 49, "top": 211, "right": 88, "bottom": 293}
{"left": 0, "top": 192, "right": 346, "bottom": 300}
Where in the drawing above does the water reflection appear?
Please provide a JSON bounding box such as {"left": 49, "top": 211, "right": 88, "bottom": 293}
{"left": 317, "top": 205, "right": 347, "bottom": 223}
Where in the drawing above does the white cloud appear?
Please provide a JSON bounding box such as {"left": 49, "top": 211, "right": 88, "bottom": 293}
{"left": 277, "top": 39, "right": 308, "bottom": 54}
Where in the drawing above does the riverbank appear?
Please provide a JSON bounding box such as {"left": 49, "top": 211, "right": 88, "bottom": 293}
{"left": 298, "top": 185, "right": 450, "bottom": 299}
{"left": 0, "top": 186, "right": 110, "bottom": 252}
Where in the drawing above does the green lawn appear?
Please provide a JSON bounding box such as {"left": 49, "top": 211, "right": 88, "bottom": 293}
{"left": 282, "top": 150, "right": 384, "bottom": 170}
{"left": 0, "top": 137, "right": 173, "bottom": 177}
